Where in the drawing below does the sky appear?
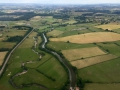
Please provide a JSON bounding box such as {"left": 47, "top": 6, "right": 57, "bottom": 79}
{"left": 0, "top": 0, "right": 120, "bottom": 4}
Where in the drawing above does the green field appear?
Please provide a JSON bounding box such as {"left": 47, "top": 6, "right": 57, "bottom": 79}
{"left": 1, "top": 5, "right": 120, "bottom": 90}
{"left": 47, "top": 41, "right": 96, "bottom": 52}
{"left": 47, "top": 30, "right": 64, "bottom": 37}
{"left": 97, "top": 42, "right": 120, "bottom": 56}
{"left": 0, "top": 31, "right": 68, "bottom": 90}
{"left": 46, "top": 25, "right": 120, "bottom": 90}
{"left": 3, "top": 30, "right": 27, "bottom": 37}
{"left": 0, "top": 27, "right": 27, "bottom": 49}
{"left": 78, "top": 57, "right": 120, "bottom": 83}
{"left": 0, "top": 42, "right": 15, "bottom": 48}
{"left": 37, "top": 57, "right": 67, "bottom": 88}
{"left": 84, "top": 83, "right": 120, "bottom": 90}
{"left": 64, "top": 20, "right": 77, "bottom": 24}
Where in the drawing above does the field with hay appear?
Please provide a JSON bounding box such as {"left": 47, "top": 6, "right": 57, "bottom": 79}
{"left": 95, "top": 24, "right": 120, "bottom": 30}
{"left": 71, "top": 54, "right": 117, "bottom": 69}
{"left": 3, "top": 30, "right": 27, "bottom": 37}
{"left": 62, "top": 47, "right": 106, "bottom": 61}
{"left": 15, "top": 22, "right": 26, "bottom": 25}
{"left": 30, "top": 16, "right": 41, "bottom": 21}
{"left": 19, "top": 31, "right": 37, "bottom": 48}
{"left": 50, "top": 32, "right": 120, "bottom": 44}
{"left": 47, "top": 30, "right": 64, "bottom": 37}
{"left": 64, "top": 20, "right": 77, "bottom": 24}
{"left": 0, "top": 51, "right": 7, "bottom": 66}
{"left": 0, "top": 34, "right": 2, "bottom": 37}
{"left": 0, "top": 37, "right": 3, "bottom": 41}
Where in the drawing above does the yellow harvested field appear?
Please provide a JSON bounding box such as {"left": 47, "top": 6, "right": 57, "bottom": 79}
{"left": 47, "top": 30, "right": 63, "bottom": 37}
{"left": 95, "top": 24, "right": 120, "bottom": 30}
{"left": 71, "top": 54, "right": 117, "bottom": 69}
{"left": 16, "top": 22, "right": 26, "bottom": 25}
{"left": 50, "top": 32, "right": 120, "bottom": 44}
{"left": 30, "top": 16, "right": 41, "bottom": 21}
{"left": 0, "top": 34, "right": 2, "bottom": 37}
{"left": 84, "top": 83, "right": 120, "bottom": 90}
{"left": 65, "top": 20, "right": 77, "bottom": 24}
{"left": 62, "top": 47, "right": 106, "bottom": 61}
{"left": 0, "top": 52, "right": 7, "bottom": 66}
{"left": 0, "top": 38, "right": 3, "bottom": 41}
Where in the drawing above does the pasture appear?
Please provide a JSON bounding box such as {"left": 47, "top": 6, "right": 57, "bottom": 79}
{"left": 16, "top": 22, "right": 26, "bottom": 25}
{"left": 13, "top": 69, "right": 56, "bottom": 88}
{"left": 0, "top": 37, "right": 3, "bottom": 41}
{"left": 0, "top": 30, "right": 68, "bottom": 90}
{"left": 50, "top": 32, "right": 120, "bottom": 44}
{"left": 47, "top": 30, "right": 63, "bottom": 37}
{"left": 37, "top": 57, "right": 67, "bottom": 85}
{"left": 0, "top": 51, "right": 7, "bottom": 66}
{"left": 0, "top": 34, "right": 2, "bottom": 37}
{"left": 64, "top": 20, "right": 77, "bottom": 24}
{"left": 62, "top": 47, "right": 106, "bottom": 61}
{"left": 84, "top": 83, "right": 120, "bottom": 90}
{"left": 78, "top": 57, "right": 120, "bottom": 83}
{"left": 95, "top": 24, "right": 120, "bottom": 30}
{"left": 71, "top": 54, "right": 117, "bottom": 69}
{"left": 0, "top": 42, "right": 15, "bottom": 49}
{"left": 19, "top": 31, "right": 37, "bottom": 48}
{"left": 25, "top": 52, "right": 53, "bottom": 68}
{"left": 97, "top": 42, "right": 120, "bottom": 56}
{"left": 59, "top": 29, "right": 92, "bottom": 37}
{"left": 3, "top": 30, "right": 27, "bottom": 37}
{"left": 47, "top": 41, "right": 96, "bottom": 52}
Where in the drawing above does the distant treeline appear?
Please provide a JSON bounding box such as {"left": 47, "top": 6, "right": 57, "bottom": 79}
{"left": 0, "top": 11, "right": 70, "bottom": 21}
{"left": 12, "top": 25, "right": 33, "bottom": 30}
{"left": 75, "top": 9, "right": 111, "bottom": 14}
{"left": 53, "top": 14, "right": 70, "bottom": 19}
{"left": 74, "top": 16, "right": 86, "bottom": 20}
{"left": 0, "top": 26, "right": 5, "bottom": 28}
{"left": 0, "top": 12, "right": 53, "bottom": 21}
{"left": 0, "top": 48, "right": 10, "bottom": 52}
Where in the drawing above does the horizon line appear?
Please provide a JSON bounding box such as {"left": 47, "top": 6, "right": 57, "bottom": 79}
{"left": 0, "top": 3, "right": 120, "bottom": 5}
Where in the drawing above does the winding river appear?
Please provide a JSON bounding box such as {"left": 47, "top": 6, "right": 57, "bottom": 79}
{"left": 42, "top": 33, "right": 76, "bottom": 89}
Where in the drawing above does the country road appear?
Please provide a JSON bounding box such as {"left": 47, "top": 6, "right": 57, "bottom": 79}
{"left": 0, "top": 29, "right": 34, "bottom": 76}
{"left": 42, "top": 33, "right": 76, "bottom": 89}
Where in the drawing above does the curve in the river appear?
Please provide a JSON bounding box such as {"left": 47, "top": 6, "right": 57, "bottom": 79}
{"left": 42, "top": 33, "right": 76, "bottom": 89}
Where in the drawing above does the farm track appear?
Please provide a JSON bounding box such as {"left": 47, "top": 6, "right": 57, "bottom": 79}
{"left": 42, "top": 33, "right": 76, "bottom": 89}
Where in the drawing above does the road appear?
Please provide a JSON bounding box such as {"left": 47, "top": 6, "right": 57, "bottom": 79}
{"left": 42, "top": 33, "right": 76, "bottom": 89}
{"left": 0, "top": 29, "right": 34, "bottom": 76}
